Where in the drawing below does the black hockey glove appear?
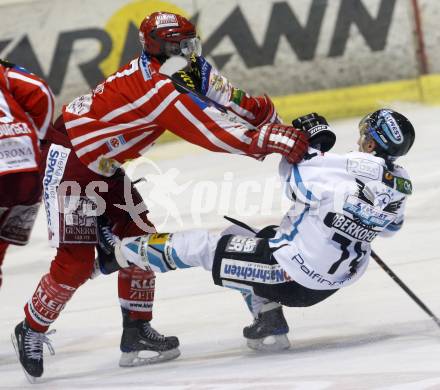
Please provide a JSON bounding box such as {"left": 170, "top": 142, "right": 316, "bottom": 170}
{"left": 292, "top": 113, "right": 336, "bottom": 152}
{"left": 170, "top": 54, "right": 203, "bottom": 94}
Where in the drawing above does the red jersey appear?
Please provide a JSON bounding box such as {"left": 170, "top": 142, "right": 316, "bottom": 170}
{"left": 0, "top": 61, "right": 54, "bottom": 176}
{"left": 63, "top": 54, "right": 262, "bottom": 177}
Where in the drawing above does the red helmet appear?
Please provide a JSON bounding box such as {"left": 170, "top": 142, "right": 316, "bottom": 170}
{"left": 139, "top": 12, "right": 199, "bottom": 58}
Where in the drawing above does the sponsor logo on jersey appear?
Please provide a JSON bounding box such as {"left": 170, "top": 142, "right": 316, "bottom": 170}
{"left": 140, "top": 52, "right": 152, "bottom": 81}
{"left": 0, "top": 203, "right": 40, "bottom": 245}
{"left": 106, "top": 135, "right": 126, "bottom": 151}
{"left": 347, "top": 158, "right": 381, "bottom": 180}
{"left": 42, "top": 145, "right": 70, "bottom": 243}
{"left": 0, "top": 135, "right": 37, "bottom": 175}
{"left": 62, "top": 196, "right": 98, "bottom": 244}
{"left": 395, "top": 176, "right": 412, "bottom": 195}
{"left": 291, "top": 252, "right": 357, "bottom": 287}
{"left": 343, "top": 195, "right": 394, "bottom": 228}
{"left": 220, "top": 259, "right": 292, "bottom": 284}
{"left": 225, "top": 236, "right": 261, "bottom": 254}
{"left": 374, "top": 192, "right": 392, "bottom": 208}
{"left": 231, "top": 88, "right": 245, "bottom": 105}
{"left": 0, "top": 122, "right": 32, "bottom": 137}
{"left": 197, "top": 56, "right": 212, "bottom": 95}
{"left": 210, "top": 74, "right": 227, "bottom": 93}
{"left": 324, "top": 212, "right": 379, "bottom": 243}
{"left": 0, "top": 142, "right": 33, "bottom": 160}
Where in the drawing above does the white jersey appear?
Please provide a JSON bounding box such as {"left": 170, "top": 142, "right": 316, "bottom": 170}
{"left": 270, "top": 149, "right": 411, "bottom": 290}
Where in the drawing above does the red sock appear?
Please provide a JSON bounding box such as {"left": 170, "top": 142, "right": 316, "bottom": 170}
{"left": 0, "top": 241, "right": 8, "bottom": 289}
{"left": 118, "top": 267, "right": 155, "bottom": 321}
{"left": 24, "top": 274, "right": 76, "bottom": 332}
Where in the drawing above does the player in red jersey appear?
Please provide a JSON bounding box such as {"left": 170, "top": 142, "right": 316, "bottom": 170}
{"left": 0, "top": 59, "right": 54, "bottom": 290}
{"left": 12, "top": 12, "right": 309, "bottom": 382}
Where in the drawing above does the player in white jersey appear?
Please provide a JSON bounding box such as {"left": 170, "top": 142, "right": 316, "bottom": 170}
{"left": 101, "top": 109, "right": 415, "bottom": 352}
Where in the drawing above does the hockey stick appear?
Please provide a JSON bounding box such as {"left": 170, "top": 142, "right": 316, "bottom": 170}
{"left": 371, "top": 250, "right": 440, "bottom": 328}
{"left": 159, "top": 57, "right": 337, "bottom": 150}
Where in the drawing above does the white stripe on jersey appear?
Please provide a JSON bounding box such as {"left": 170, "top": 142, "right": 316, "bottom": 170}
{"left": 76, "top": 128, "right": 154, "bottom": 158}
{"left": 7, "top": 70, "right": 54, "bottom": 139}
{"left": 65, "top": 82, "right": 169, "bottom": 131}
{"left": 0, "top": 88, "right": 14, "bottom": 123}
{"left": 174, "top": 100, "right": 245, "bottom": 154}
{"left": 86, "top": 132, "right": 153, "bottom": 175}
{"left": 70, "top": 121, "right": 143, "bottom": 147}
{"left": 65, "top": 117, "right": 95, "bottom": 129}
{"left": 229, "top": 100, "right": 256, "bottom": 121}
{"left": 70, "top": 90, "right": 180, "bottom": 148}
{"left": 203, "top": 106, "right": 253, "bottom": 145}
{"left": 101, "top": 79, "right": 171, "bottom": 122}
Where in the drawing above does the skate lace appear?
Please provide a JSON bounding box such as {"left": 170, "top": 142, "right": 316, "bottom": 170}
{"left": 101, "top": 225, "right": 116, "bottom": 248}
{"left": 142, "top": 323, "right": 165, "bottom": 342}
{"left": 249, "top": 317, "right": 261, "bottom": 328}
{"left": 24, "top": 329, "right": 56, "bottom": 360}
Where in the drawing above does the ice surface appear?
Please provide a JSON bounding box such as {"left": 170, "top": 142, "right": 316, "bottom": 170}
{"left": 0, "top": 103, "right": 439, "bottom": 389}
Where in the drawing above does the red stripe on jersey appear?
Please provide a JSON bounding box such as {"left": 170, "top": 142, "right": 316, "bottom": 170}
{"left": 62, "top": 55, "right": 256, "bottom": 176}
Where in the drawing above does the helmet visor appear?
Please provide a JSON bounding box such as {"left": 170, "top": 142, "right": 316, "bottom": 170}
{"left": 180, "top": 37, "right": 202, "bottom": 57}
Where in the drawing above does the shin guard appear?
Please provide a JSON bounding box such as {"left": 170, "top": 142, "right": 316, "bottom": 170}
{"left": 118, "top": 267, "right": 155, "bottom": 321}
{"left": 24, "top": 274, "right": 76, "bottom": 332}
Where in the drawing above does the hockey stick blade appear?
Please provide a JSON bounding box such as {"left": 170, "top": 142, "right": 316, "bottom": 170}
{"left": 371, "top": 250, "right": 440, "bottom": 328}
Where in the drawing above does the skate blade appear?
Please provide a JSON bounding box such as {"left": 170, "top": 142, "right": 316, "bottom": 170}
{"left": 119, "top": 348, "right": 181, "bottom": 367}
{"left": 11, "top": 333, "right": 40, "bottom": 384}
{"left": 246, "top": 334, "right": 290, "bottom": 352}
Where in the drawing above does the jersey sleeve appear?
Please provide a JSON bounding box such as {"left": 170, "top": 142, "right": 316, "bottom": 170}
{"left": 380, "top": 165, "right": 410, "bottom": 237}
{"left": 381, "top": 198, "right": 406, "bottom": 237}
{"left": 6, "top": 65, "right": 54, "bottom": 139}
{"left": 151, "top": 74, "right": 259, "bottom": 156}
{"left": 179, "top": 56, "right": 279, "bottom": 127}
{"left": 279, "top": 151, "right": 325, "bottom": 206}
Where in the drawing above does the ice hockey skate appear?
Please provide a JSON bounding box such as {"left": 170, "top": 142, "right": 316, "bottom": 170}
{"left": 90, "top": 217, "right": 121, "bottom": 279}
{"left": 119, "top": 309, "right": 180, "bottom": 367}
{"left": 243, "top": 303, "right": 290, "bottom": 352}
{"left": 11, "top": 320, "right": 55, "bottom": 383}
